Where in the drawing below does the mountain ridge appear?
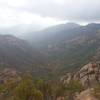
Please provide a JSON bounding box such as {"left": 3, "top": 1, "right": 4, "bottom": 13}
{"left": 24, "top": 23, "right": 100, "bottom": 75}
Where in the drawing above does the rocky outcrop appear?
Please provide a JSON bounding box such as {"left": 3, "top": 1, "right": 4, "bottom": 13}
{"left": 0, "top": 68, "right": 21, "bottom": 84}
{"left": 61, "top": 62, "right": 100, "bottom": 88}
{"left": 75, "top": 89, "right": 98, "bottom": 100}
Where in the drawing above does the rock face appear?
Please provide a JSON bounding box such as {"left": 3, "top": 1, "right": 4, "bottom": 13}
{"left": 75, "top": 89, "right": 98, "bottom": 100}
{"left": 61, "top": 62, "right": 100, "bottom": 88}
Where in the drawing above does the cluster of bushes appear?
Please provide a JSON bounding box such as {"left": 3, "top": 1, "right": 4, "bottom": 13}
{"left": 0, "top": 75, "right": 84, "bottom": 100}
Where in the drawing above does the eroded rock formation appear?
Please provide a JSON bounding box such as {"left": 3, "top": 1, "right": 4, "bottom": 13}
{"left": 61, "top": 62, "right": 100, "bottom": 88}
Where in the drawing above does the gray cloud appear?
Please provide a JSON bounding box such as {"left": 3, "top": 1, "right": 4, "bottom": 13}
{"left": 20, "top": 0, "right": 100, "bottom": 22}
{"left": 0, "top": 0, "right": 100, "bottom": 29}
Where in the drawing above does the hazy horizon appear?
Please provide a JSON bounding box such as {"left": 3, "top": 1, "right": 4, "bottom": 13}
{"left": 0, "top": 0, "right": 100, "bottom": 36}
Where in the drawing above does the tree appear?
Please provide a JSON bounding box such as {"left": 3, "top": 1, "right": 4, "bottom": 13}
{"left": 54, "top": 83, "right": 66, "bottom": 100}
{"left": 13, "top": 77, "right": 43, "bottom": 100}
{"left": 34, "top": 79, "right": 53, "bottom": 100}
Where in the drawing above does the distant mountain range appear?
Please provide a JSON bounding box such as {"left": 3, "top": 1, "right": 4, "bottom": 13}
{"left": 24, "top": 23, "right": 100, "bottom": 75}
{"left": 0, "top": 23, "right": 100, "bottom": 76}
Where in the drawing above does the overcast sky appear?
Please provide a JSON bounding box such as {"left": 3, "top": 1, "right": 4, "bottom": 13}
{"left": 0, "top": 0, "right": 100, "bottom": 29}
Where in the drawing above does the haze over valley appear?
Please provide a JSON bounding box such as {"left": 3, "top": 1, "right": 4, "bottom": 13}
{"left": 0, "top": 0, "right": 100, "bottom": 100}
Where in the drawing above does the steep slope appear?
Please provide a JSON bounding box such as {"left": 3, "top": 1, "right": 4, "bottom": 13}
{"left": 25, "top": 23, "right": 100, "bottom": 74}
{"left": 0, "top": 35, "right": 49, "bottom": 74}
